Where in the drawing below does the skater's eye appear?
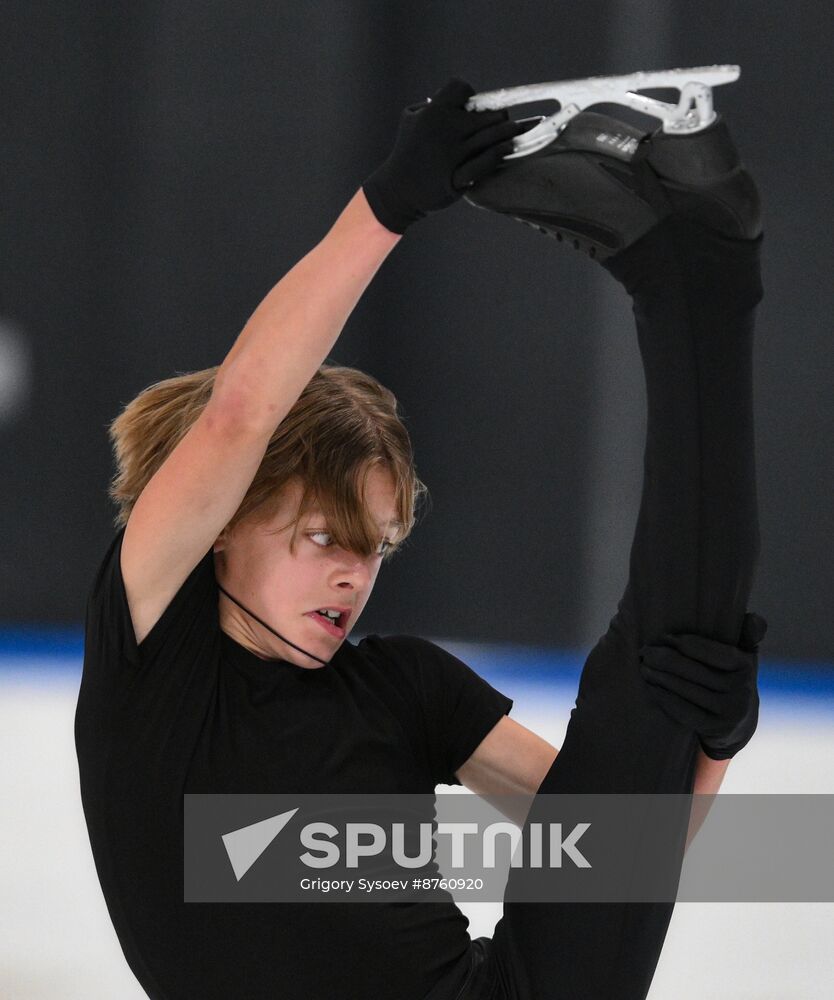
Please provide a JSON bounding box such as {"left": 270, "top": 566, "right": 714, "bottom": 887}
{"left": 307, "top": 531, "right": 393, "bottom": 557}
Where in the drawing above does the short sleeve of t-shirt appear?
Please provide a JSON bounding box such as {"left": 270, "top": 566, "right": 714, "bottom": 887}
{"left": 77, "top": 526, "right": 221, "bottom": 810}
{"left": 84, "top": 525, "right": 218, "bottom": 672}
{"left": 378, "top": 634, "right": 513, "bottom": 787}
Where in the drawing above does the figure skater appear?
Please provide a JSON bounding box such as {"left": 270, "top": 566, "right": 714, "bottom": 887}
{"left": 75, "top": 75, "right": 766, "bottom": 999}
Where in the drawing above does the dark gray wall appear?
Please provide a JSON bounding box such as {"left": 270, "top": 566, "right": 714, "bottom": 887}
{"left": 2, "top": 1, "right": 831, "bottom": 661}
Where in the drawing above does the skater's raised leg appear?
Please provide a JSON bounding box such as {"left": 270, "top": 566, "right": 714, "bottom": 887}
{"left": 467, "top": 104, "right": 765, "bottom": 998}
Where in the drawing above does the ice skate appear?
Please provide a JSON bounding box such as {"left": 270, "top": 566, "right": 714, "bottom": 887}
{"left": 463, "top": 65, "right": 762, "bottom": 259}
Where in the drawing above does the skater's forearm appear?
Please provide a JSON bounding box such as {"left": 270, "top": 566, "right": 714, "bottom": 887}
{"left": 212, "top": 188, "right": 401, "bottom": 430}
{"left": 692, "top": 748, "right": 729, "bottom": 796}
{"left": 684, "top": 750, "right": 730, "bottom": 853}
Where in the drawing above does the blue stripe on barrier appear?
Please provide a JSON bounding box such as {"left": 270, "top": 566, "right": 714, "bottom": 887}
{"left": 0, "top": 625, "right": 85, "bottom": 657}
{"left": 440, "top": 643, "right": 834, "bottom": 701}
{"left": 0, "top": 628, "right": 832, "bottom": 699}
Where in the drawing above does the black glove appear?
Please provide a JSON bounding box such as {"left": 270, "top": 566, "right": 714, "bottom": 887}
{"left": 362, "top": 77, "right": 528, "bottom": 235}
{"left": 639, "top": 612, "right": 768, "bottom": 761}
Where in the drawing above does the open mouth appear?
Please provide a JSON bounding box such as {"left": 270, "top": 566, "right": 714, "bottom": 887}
{"left": 305, "top": 609, "right": 348, "bottom": 636}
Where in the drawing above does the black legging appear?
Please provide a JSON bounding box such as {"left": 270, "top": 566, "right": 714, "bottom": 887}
{"left": 448, "top": 214, "right": 765, "bottom": 1000}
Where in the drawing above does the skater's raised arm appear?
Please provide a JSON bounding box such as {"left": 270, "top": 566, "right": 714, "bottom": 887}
{"left": 121, "top": 188, "right": 400, "bottom": 642}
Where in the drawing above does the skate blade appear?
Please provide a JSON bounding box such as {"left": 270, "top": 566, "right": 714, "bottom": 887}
{"left": 466, "top": 65, "right": 740, "bottom": 160}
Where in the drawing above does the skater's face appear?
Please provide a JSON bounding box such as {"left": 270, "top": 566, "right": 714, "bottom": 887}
{"left": 213, "top": 466, "right": 401, "bottom": 668}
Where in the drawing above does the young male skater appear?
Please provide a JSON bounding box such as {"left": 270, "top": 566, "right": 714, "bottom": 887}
{"left": 76, "top": 75, "right": 765, "bottom": 1000}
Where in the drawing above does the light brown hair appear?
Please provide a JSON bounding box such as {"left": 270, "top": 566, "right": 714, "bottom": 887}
{"left": 106, "top": 363, "right": 429, "bottom": 561}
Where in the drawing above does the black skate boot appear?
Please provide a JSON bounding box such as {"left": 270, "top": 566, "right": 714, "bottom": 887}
{"left": 463, "top": 71, "right": 761, "bottom": 259}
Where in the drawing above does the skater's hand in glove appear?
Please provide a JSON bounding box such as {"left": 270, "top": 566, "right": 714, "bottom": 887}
{"left": 639, "top": 612, "right": 768, "bottom": 761}
{"left": 362, "top": 77, "right": 529, "bottom": 235}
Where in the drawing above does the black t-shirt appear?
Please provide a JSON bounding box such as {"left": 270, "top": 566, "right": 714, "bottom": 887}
{"left": 75, "top": 527, "right": 513, "bottom": 999}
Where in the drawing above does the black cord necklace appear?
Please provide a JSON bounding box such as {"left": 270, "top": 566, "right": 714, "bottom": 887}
{"left": 217, "top": 583, "right": 329, "bottom": 666}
